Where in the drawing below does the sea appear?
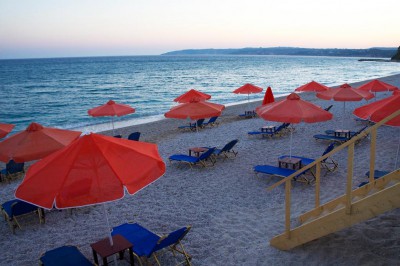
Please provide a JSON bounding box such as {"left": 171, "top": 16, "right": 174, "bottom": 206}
{"left": 0, "top": 55, "right": 399, "bottom": 134}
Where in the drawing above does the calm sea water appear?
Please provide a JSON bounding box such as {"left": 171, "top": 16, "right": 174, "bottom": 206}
{"left": 0, "top": 55, "right": 399, "bottom": 133}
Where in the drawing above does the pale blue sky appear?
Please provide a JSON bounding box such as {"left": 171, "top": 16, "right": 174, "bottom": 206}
{"left": 0, "top": 0, "right": 399, "bottom": 59}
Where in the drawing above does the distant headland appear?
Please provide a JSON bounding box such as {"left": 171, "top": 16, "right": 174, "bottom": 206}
{"left": 162, "top": 46, "right": 399, "bottom": 60}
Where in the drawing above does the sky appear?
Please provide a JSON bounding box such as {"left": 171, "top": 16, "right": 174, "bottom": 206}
{"left": 0, "top": 0, "right": 399, "bottom": 59}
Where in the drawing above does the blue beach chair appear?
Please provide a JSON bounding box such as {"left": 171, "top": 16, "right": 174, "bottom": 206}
{"left": 128, "top": 131, "right": 141, "bottom": 141}
{"left": 178, "top": 119, "right": 205, "bottom": 131}
{"left": 0, "top": 160, "right": 25, "bottom": 182}
{"left": 253, "top": 165, "right": 312, "bottom": 184}
{"left": 1, "top": 199, "right": 45, "bottom": 233}
{"left": 39, "top": 245, "right": 93, "bottom": 266}
{"left": 206, "top": 139, "right": 239, "bottom": 160}
{"left": 278, "top": 142, "right": 338, "bottom": 173}
{"left": 112, "top": 223, "right": 192, "bottom": 266}
{"left": 203, "top": 116, "right": 219, "bottom": 127}
{"left": 169, "top": 147, "right": 216, "bottom": 168}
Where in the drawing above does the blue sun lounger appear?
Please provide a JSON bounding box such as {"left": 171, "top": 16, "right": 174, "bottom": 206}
{"left": 1, "top": 199, "right": 45, "bottom": 233}
{"left": 278, "top": 143, "right": 338, "bottom": 173}
{"left": 359, "top": 170, "right": 391, "bottom": 187}
{"left": 253, "top": 165, "right": 312, "bottom": 184}
{"left": 112, "top": 223, "right": 192, "bottom": 266}
{"left": 178, "top": 119, "right": 205, "bottom": 131}
{"left": 39, "top": 246, "right": 93, "bottom": 266}
{"left": 169, "top": 147, "right": 216, "bottom": 168}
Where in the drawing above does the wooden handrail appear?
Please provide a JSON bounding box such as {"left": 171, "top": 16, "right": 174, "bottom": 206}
{"left": 267, "top": 108, "right": 400, "bottom": 237}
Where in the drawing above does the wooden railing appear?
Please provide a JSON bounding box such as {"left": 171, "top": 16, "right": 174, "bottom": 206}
{"left": 268, "top": 109, "right": 400, "bottom": 239}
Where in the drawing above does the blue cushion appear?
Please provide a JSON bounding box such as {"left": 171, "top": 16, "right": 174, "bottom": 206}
{"left": 169, "top": 154, "right": 199, "bottom": 163}
{"left": 112, "top": 223, "right": 159, "bottom": 257}
{"left": 254, "top": 165, "right": 296, "bottom": 177}
{"left": 40, "top": 246, "right": 93, "bottom": 266}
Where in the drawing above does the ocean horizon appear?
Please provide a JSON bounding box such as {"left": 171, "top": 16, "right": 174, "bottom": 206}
{"left": 1, "top": 55, "right": 399, "bottom": 134}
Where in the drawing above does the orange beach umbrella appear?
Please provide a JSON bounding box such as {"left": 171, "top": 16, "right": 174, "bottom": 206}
{"left": 88, "top": 100, "right": 135, "bottom": 135}
{"left": 174, "top": 89, "right": 211, "bottom": 103}
{"left": 233, "top": 83, "right": 263, "bottom": 111}
{"left": 0, "top": 123, "right": 15, "bottom": 139}
{"left": 15, "top": 133, "right": 166, "bottom": 209}
{"left": 0, "top": 122, "right": 81, "bottom": 163}
{"left": 295, "top": 80, "right": 330, "bottom": 92}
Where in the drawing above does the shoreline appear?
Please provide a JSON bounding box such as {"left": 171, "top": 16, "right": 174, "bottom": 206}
{"left": 1, "top": 73, "right": 399, "bottom": 265}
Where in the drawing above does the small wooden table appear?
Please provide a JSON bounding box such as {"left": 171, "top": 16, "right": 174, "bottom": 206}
{"left": 261, "top": 126, "right": 276, "bottom": 133}
{"left": 91, "top": 234, "right": 134, "bottom": 266}
{"left": 278, "top": 157, "right": 302, "bottom": 170}
{"left": 189, "top": 147, "right": 207, "bottom": 157}
{"left": 334, "top": 129, "right": 351, "bottom": 138}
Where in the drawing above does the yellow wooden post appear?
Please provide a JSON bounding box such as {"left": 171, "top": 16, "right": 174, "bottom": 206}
{"left": 315, "top": 161, "right": 321, "bottom": 208}
{"left": 369, "top": 128, "right": 377, "bottom": 184}
{"left": 285, "top": 179, "right": 291, "bottom": 238}
{"left": 346, "top": 143, "right": 355, "bottom": 214}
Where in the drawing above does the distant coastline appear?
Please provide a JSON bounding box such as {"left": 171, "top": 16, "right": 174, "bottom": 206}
{"left": 162, "top": 46, "right": 397, "bottom": 58}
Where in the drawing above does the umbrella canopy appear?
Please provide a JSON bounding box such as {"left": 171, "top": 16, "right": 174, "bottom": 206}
{"left": 88, "top": 100, "right": 135, "bottom": 117}
{"left": 233, "top": 83, "right": 263, "bottom": 94}
{"left": 164, "top": 100, "right": 225, "bottom": 120}
{"left": 353, "top": 93, "right": 400, "bottom": 127}
{"left": 262, "top": 87, "right": 275, "bottom": 105}
{"left": 316, "top": 83, "right": 374, "bottom": 127}
{"left": 316, "top": 83, "right": 374, "bottom": 101}
{"left": 0, "top": 122, "right": 81, "bottom": 163}
{"left": 174, "top": 89, "right": 211, "bottom": 103}
{"left": 256, "top": 93, "right": 332, "bottom": 157}
{"left": 15, "top": 133, "right": 166, "bottom": 209}
{"left": 353, "top": 93, "right": 400, "bottom": 169}
{"left": 256, "top": 93, "right": 333, "bottom": 123}
{"left": 88, "top": 100, "right": 135, "bottom": 135}
{"left": 357, "top": 79, "right": 398, "bottom": 92}
{"left": 295, "top": 80, "right": 330, "bottom": 92}
{"left": 0, "top": 123, "right": 15, "bottom": 139}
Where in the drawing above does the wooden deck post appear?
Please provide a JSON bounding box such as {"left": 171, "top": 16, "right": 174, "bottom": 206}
{"left": 315, "top": 161, "right": 321, "bottom": 208}
{"left": 346, "top": 143, "right": 355, "bottom": 214}
{"left": 369, "top": 128, "right": 377, "bottom": 184}
{"left": 285, "top": 179, "right": 291, "bottom": 238}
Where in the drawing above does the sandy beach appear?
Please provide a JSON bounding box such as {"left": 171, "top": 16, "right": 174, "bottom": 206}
{"left": 1, "top": 74, "right": 399, "bottom": 265}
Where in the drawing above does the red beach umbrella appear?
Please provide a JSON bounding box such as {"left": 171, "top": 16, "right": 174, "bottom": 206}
{"left": 15, "top": 133, "right": 165, "bottom": 209}
{"left": 316, "top": 83, "right": 374, "bottom": 101}
{"left": 88, "top": 100, "right": 135, "bottom": 135}
{"left": 353, "top": 93, "right": 400, "bottom": 168}
{"left": 165, "top": 100, "right": 225, "bottom": 120}
{"left": 256, "top": 93, "right": 332, "bottom": 156}
{"left": 0, "top": 122, "right": 81, "bottom": 163}
{"left": 357, "top": 79, "right": 398, "bottom": 93}
{"left": 353, "top": 93, "right": 400, "bottom": 127}
{"left": 15, "top": 133, "right": 165, "bottom": 247}
{"left": 233, "top": 83, "right": 263, "bottom": 110}
{"left": 316, "top": 83, "right": 374, "bottom": 127}
{"left": 295, "top": 80, "right": 330, "bottom": 92}
{"left": 174, "top": 89, "right": 211, "bottom": 103}
{"left": 0, "top": 123, "right": 15, "bottom": 139}
{"left": 262, "top": 87, "right": 275, "bottom": 105}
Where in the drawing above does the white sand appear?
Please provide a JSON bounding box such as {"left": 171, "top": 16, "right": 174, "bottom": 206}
{"left": 1, "top": 74, "right": 399, "bottom": 265}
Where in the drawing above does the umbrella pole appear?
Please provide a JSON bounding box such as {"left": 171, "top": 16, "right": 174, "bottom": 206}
{"left": 289, "top": 130, "right": 293, "bottom": 158}
{"left": 111, "top": 117, "right": 115, "bottom": 136}
{"left": 342, "top": 102, "right": 346, "bottom": 128}
{"left": 103, "top": 204, "right": 119, "bottom": 265}
{"left": 395, "top": 133, "right": 400, "bottom": 169}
